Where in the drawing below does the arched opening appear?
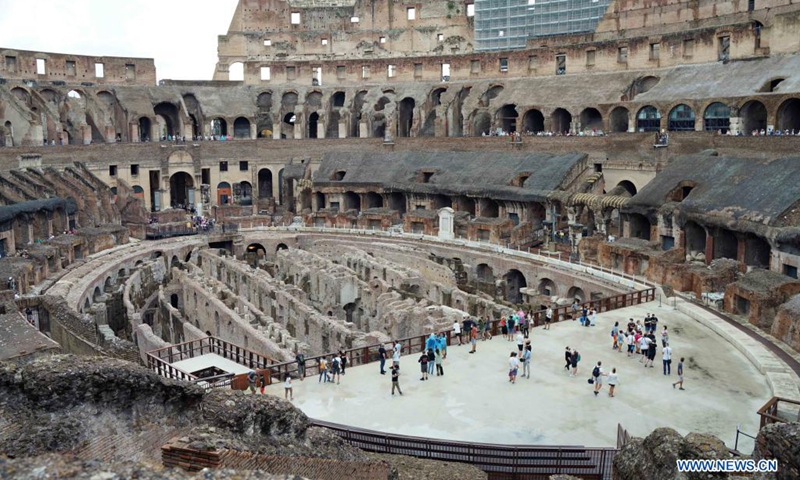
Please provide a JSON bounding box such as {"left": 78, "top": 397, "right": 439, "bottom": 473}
{"left": 238, "top": 181, "right": 253, "bottom": 205}
{"left": 430, "top": 87, "right": 446, "bottom": 106}
{"left": 217, "top": 182, "right": 232, "bottom": 205}
{"left": 684, "top": 221, "right": 706, "bottom": 257}
{"left": 628, "top": 213, "right": 651, "bottom": 240}
{"left": 497, "top": 104, "right": 518, "bottom": 133}
{"left": 308, "top": 112, "right": 319, "bottom": 138}
{"left": 258, "top": 169, "right": 273, "bottom": 198}
{"left": 504, "top": 269, "right": 527, "bottom": 304}
{"left": 476, "top": 263, "right": 494, "bottom": 283}
{"left": 257, "top": 92, "right": 273, "bottom": 137}
{"left": 365, "top": 192, "right": 383, "bottom": 209}
{"left": 398, "top": 97, "right": 415, "bottom": 137}
{"left": 104, "top": 276, "right": 113, "bottom": 292}
{"left": 247, "top": 243, "right": 267, "bottom": 257}
{"left": 351, "top": 91, "right": 367, "bottom": 137}
{"left": 282, "top": 112, "right": 296, "bottom": 138}
{"left": 154, "top": 103, "right": 180, "bottom": 138}
{"left": 228, "top": 62, "right": 244, "bottom": 81}
{"left": 67, "top": 90, "right": 83, "bottom": 99}
{"left": 481, "top": 199, "right": 499, "bottom": 218}
{"left": 479, "top": 85, "right": 504, "bottom": 107}
{"left": 579, "top": 108, "right": 603, "bottom": 132}
{"left": 551, "top": 108, "right": 572, "bottom": 134}
{"left": 615, "top": 180, "right": 637, "bottom": 197}
{"left": 567, "top": 286, "right": 586, "bottom": 303}
{"left": 211, "top": 118, "right": 228, "bottom": 137}
{"left": 742, "top": 233, "right": 771, "bottom": 267}
{"left": 344, "top": 192, "right": 361, "bottom": 212}
{"left": 713, "top": 228, "right": 738, "bottom": 260}
{"left": 314, "top": 192, "right": 326, "bottom": 210}
{"left": 704, "top": 103, "right": 730, "bottom": 133}
{"left": 40, "top": 89, "right": 58, "bottom": 102}
{"left": 636, "top": 106, "right": 661, "bottom": 132}
{"left": 667, "top": 181, "right": 697, "bottom": 202}
{"left": 433, "top": 194, "right": 452, "bottom": 209}
{"left": 11, "top": 87, "right": 31, "bottom": 105}
{"left": 538, "top": 278, "right": 557, "bottom": 297}
{"left": 169, "top": 172, "right": 194, "bottom": 208}
{"left": 777, "top": 98, "right": 800, "bottom": 131}
{"left": 387, "top": 192, "right": 406, "bottom": 214}
{"left": 183, "top": 94, "right": 202, "bottom": 138}
{"left": 372, "top": 113, "right": 387, "bottom": 139}
{"left": 609, "top": 107, "right": 630, "bottom": 133}
{"left": 668, "top": 104, "right": 696, "bottom": 131}
{"left": 522, "top": 109, "right": 545, "bottom": 133}
{"left": 332, "top": 91, "right": 346, "bottom": 107}
{"left": 473, "top": 112, "right": 492, "bottom": 136}
{"left": 138, "top": 117, "right": 151, "bottom": 141}
{"left": 276, "top": 243, "right": 289, "bottom": 252}
{"left": 631, "top": 76, "right": 660, "bottom": 98}
{"left": 457, "top": 197, "right": 476, "bottom": 216}
{"left": 93, "top": 286, "right": 103, "bottom": 303}
{"left": 233, "top": 117, "right": 251, "bottom": 139}
{"left": 741, "top": 100, "right": 767, "bottom": 134}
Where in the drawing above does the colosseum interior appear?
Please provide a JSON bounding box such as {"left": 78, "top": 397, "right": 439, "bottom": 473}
{"left": 2, "top": 0, "right": 800, "bottom": 479}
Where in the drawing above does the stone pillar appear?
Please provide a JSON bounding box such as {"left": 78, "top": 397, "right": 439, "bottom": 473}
{"left": 294, "top": 109, "right": 304, "bottom": 140}
{"left": 130, "top": 123, "right": 140, "bottom": 143}
{"left": 317, "top": 120, "right": 325, "bottom": 139}
{"left": 273, "top": 123, "right": 281, "bottom": 140}
{"left": 359, "top": 121, "right": 369, "bottom": 138}
{"left": 151, "top": 123, "right": 160, "bottom": 142}
{"left": 729, "top": 117, "right": 742, "bottom": 135}
{"left": 92, "top": 301, "right": 109, "bottom": 326}
{"left": 82, "top": 125, "right": 92, "bottom": 145}
{"left": 438, "top": 207, "right": 455, "bottom": 240}
{"left": 250, "top": 122, "right": 257, "bottom": 139}
{"left": 704, "top": 232, "right": 714, "bottom": 266}
{"left": 338, "top": 120, "right": 347, "bottom": 139}
{"left": 105, "top": 126, "right": 116, "bottom": 143}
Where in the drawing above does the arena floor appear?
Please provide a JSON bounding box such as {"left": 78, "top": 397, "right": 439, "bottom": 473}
{"left": 265, "top": 303, "right": 770, "bottom": 451}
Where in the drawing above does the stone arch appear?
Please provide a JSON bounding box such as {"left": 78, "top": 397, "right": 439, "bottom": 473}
{"left": 628, "top": 213, "right": 651, "bottom": 240}
{"left": 740, "top": 100, "right": 767, "bottom": 134}
{"left": 636, "top": 105, "right": 661, "bottom": 132}
{"left": 238, "top": 181, "right": 253, "bottom": 205}
{"left": 607, "top": 107, "right": 629, "bottom": 133}
{"left": 551, "top": 108, "right": 572, "bottom": 133}
{"left": 211, "top": 118, "right": 228, "bottom": 137}
{"left": 332, "top": 91, "right": 346, "bottom": 108}
{"left": 504, "top": 269, "right": 527, "bottom": 304}
{"left": 476, "top": 263, "right": 494, "bottom": 283}
{"left": 39, "top": 88, "right": 58, "bottom": 102}
{"left": 703, "top": 103, "right": 730, "bottom": 132}
{"left": 538, "top": 278, "right": 557, "bottom": 297}
{"left": 308, "top": 112, "right": 320, "bottom": 138}
{"left": 433, "top": 194, "right": 452, "bottom": 209}
{"left": 579, "top": 108, "right": 603, "bottom": 132}
{"left": 258, "top": 169, "right": 273, "bottom": 199}
{"left": 365, "top": 192, "right": 383, "bottom": 209}
{"left": 387, "top": 192, "right": 406, "bottom": 214}
{"left": 228, "top": 62, "right": 244, "bottom": 81}
{"left": 777, "top": 98, "right": 800, "bottom": 131}
{"left": 615, "top": 180, "right": 637, "bottom": 197}
{"left": 183, "top": 94, "right": 203, "bottom": 138}
{"left": 344, "top": 192, "right": 361, "bottom": 212}
{"left": 713, "top": 228, "right": 738, "bottom": 260}
{"left": 481, "top": 199, "right": 499, "bottom": 218}
{"left": 314, "top": 191, "right": 326, "bottom": 210}
{"left": 153, "top": 102, "right": 181, "bottom": 138}
{"left": 742, "top": 233, "right": 771, "bottom": 267}
{"left": 233, "top": 117, "right": 251, "bottom": 139}
{"left": 276, "top": 243, "right": 289, "bottom": 252}
{"left": 93, "top": 286, "right": 103, "bottom": 303}
{"left": 522, "top": 109, "right": 545, "bottom": 133}
{"left": 11, "top": 87, "right": 32, "bottom": 106}
{"left": 668, "top": 104, "right": 696, "bottom": 131}
{"left": 496, "top": 104, "right": 518, "bottom": 133}
{"left": 473, "top": 111, "right": 491, "bottom": 136}
{"left": 684, "top": 221, "right": 706, "bottom": 257}
{"left": 479, "top": 85, "right": 504, "bottom": 107}
{"left": 247, "top": 243, "right": 267, "bottom": 257}
{"left": 398, "top": 97, "right": 415, "bottom": 137}
{"left": 138, "top": 117, "right": 152, "bottom": 141}
{"left": 217, "top": 182, "right": 232, "bottom": 205}
{"left": 169, "top": 171, "right": 194, "bottom": 208}
{"left": 351, "top": 90, "right": 368, "bottom": 137}
{"left": 567, "top": 286, "right": 586, "bottom": 302}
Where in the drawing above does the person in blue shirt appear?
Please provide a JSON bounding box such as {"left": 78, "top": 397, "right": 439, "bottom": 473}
{"left": 436, "top": 333, "right": 447, "bottom": 359}
{"left": 426, "top": 333, "right": 437, "bottom": 352}
{"left": 522, "top": 344, "right": 532, "bottom": 379}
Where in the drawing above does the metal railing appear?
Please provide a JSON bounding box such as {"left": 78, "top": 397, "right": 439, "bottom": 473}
{"left": 757, "top": 396, "right": 800, "bottom": 429}
{"left": 311, "top": 418, "right": 616, "bottom": 480}
{"left": 616, "top": 424, "right": 631, "bottom": 450}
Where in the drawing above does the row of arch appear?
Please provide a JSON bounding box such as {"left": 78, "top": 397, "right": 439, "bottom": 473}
{"left": 474, "top": 264, "right": 588, "bottom": 305}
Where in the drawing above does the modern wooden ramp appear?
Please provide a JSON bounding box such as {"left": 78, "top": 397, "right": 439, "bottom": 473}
{"left": 311, "top": 419, "right": 617, "bottom": 480}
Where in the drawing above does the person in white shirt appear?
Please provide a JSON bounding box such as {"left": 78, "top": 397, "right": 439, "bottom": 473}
{"left": 626, "top": 332, "right": 635, "bottom": 357}
{"left": 589, "top": 310, "right": 597, "bottom": 326}
{"left": 283, "top": 374, "right": 293, "bottom": 400}
{"left": 508, "top": 352, "right": 520, "bottom": 384}
{"left": 545, "top": 307, "right": 553, "bottom": 330}
{"left": 392, "top": 342, "right": 401, "bottom": 367}
{"left": 662, "top": 343, "right": 673, "bottom": 376}
{"left": 607, "top": 368, "right": 619, "bottom": 397}
{"left": 515, "top": 332, "right": 525, "bottom": 352}
{"left": 639, "top": 336, "right": 650, "bottom": 364}
{"left": 453, "top": 320, "right": 462, "bottom": 345}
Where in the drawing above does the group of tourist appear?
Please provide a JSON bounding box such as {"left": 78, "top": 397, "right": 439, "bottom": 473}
{"left": 749, "top": 128, "right": 800, "bottom": 136}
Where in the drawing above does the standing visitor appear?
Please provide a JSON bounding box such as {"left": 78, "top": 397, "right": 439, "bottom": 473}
{"left": 673, "top": 358, "right": 685, "bottom": 390}
{"left": 507, "top": 315, "right": 516, "bottom": 339}
{"left": 435, "top": 348, "right": 444, "bottom": 376}
{"left": 626, "top": 331, "right": 635, "bottom": 357}
{"left": 483, "top": 317, "right": 493, "bottom": 340}
{"left": 295, "top": 352, "right": 306, "bottom": 381}
{"left": 453, "top": 319, "right": 462, "bottom": 345}
{"left": 378, "top": 343, "right": 387, "bottom": 375}
{"left": 519, "top": 313, "right": 528, "bottom": 339}
{"left": 318, "top": 357, "right": 328, "bottom": 383}
{"left": 570, "top": 349, "right": 581, "bottom": 377}
{"left": 500, "top": 316, "right": 508, "bottom": 340}
{"left": 470, "top": 324, "right": 479, "bottom": 353}
{"left": 564, "top": 346, "right": 572, "bottom": 371}
{"left": 522, "top": 344, "right": 532, "bottom": 379}
{"left": 393, "top": 341, "right": 401, "bottom": 367}
{"left": 508, "top": 352, "right": 520, "bottom": 384}
{"left": 607, "top": 368, "right": 619, "bottom": 397}
{"left": 545, "top": 307, "right": 553, "bottom": 330}
{"left": 338, "top": 349, "right": 347, "bottom": 375}
{"left": 611, "top": 322, "right": 620, "bottom": 350}
{"left": 284, "top": 374, "right": 293, "bottom": 400}
{"left": 427, "top": 348, "right": 436, "bottom": 377}
{"left": 592, "top": 361, "right": 605, "bottom": 396}
{"left": 662, "top": 342, "right": 673, "bottom": 375}
{"left": 437, "top": 333, "right": 447, "bottom": 359}
{"left": 589, "top": 309, "right": 597, "bottom": 326}
{"left": 515, "top": 331, "right": 525, "bottom": 353}
{"left": 391, "top": 365, "right": 403, "bottom": 395}
{"left": 330, "top": 355, "right": 341, "bottom": 384}
{"left": 661, "top": 325, "right": 670, "bottom": 347}
{"left": 418, "top": 350, "right": 430, "bottom": 381}
{"left": 248, "top": 370, "right": 257, "bottom": 394}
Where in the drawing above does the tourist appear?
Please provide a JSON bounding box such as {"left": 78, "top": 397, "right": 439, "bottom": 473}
{"left": 391, "top": 365, "right": 403, "bottom": 395}
{"left": 639, "top": 333, "right": 650, "bottom": 363}
{"left": 469, "top": 323, "right": 479, "bottom": 353}
{"left": 247, "top": 370, "right": 257, "bottom": 394}
{"left": 662, "top": 342, "right": 673, "bottom": 375}
{"left": 545, "top": 306, "right": 553, "bottom": 330}
{"left": 589, "top": 309, "right": 597, "bottom": 326}
{"left": 650, "top": 314, "right": 659, "bottom": 335}
{"left": 378, "top": 343, "right": 387, "bottom": 375}
{"left": 507, "top": 314, "right": 516, "bottom": 339}
{"left": 330, "top": 355, "right": 341, "bottom": 384}
{"left": 318, "top": 357, "right": 329, "bottom": 383}
{"left": 626, "top": 331, "right": 635, "bottom": 357}
{"left": 393, "top": 341, "right": 401, "bottom": 367}
{"left": 607, "top": 368, "right": 619, "bottom": 397}
{"left": 581, "top": 305, "right": 589, "bottom": 326}
{"left": 434, "top": 348, "right": 444, "bottom": 376}
{"left": 564, "top": 346, "right": 572, "bottom": 371}
{"left": 570, "top": 349, "right": 581, "bottom": 377}
{"left": 483, "top": 316, "right": 493, "bottom": 340}
{"left": 522, "top": 343, "right": 532, "bottom": 379}
{"left": 519, "top": 312, "right": 528, "bottom": 339}
{"left": 259, "top": 370, "right": 268, "bottom": 394}
{"left": 338, "top": 349, "right": 347, "bottom": 375}
{"left": 648, "top": 332, "right": 658, "bottom": 368}
{"left": 611, "top": 322, "right": 620, "bottom": 350}
{"left": 515, "top": 330, "right": 525, "bottom": 353}
{"left": 284, "top": 374, "right": 293, "bottom": 400}
{"left": 592, "top": 361, "right": 605, "bottom": 396}
{"left": 437, "top": 333, "right": 447, "bottom": 359}
{"left": 453, "top": 319, "right": 462, "bottom": 345}
{"left": 634, "top": 329, "right": 642, "bottom": 355}
{"left": 673, "top": 358, "right": 685, "bottom": 390}
{"left": 426, "top": 348, "right": 436, "bottom": 376}
{"left": 661, "top": 325, "right": 669, "bottom": 347}
{"left": 418, "top": 350, "right": 430, "bottom": 381}
{"left": 426, "top": 332, "right": 437, "bottom": 353}
{"left": 295, "top": 352, "right": 306, "bottom": 380}
{"left": 500, "top": 316, "right": 508, "bottom": 340}
{"left": 508, "top": 352, "right": 520, "bottom": 384}
{"left": 571, "top": 301, "right": 580, "bottom": 320}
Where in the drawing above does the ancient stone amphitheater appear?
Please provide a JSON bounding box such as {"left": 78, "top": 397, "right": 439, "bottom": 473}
{"left": 2, "top": 0, "right": 800, "bottom": 479}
